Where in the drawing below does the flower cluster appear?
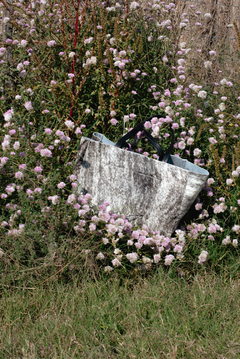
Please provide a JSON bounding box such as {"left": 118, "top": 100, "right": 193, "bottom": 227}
{"left": 0, "top": 0, "right": 239, "bottom": 279}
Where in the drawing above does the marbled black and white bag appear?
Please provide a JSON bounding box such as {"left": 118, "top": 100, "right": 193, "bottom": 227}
{"left": 74, "top": 116, "right": 209, "bottom": 237}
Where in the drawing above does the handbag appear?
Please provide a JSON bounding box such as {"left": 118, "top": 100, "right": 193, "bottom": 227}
{"left": 74, "top": 115, "right": 209, "bottom": 236}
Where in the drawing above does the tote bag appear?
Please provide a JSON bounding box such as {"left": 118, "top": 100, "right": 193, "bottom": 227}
{"left": 74, "top": 115, "right": 209, "bottom": 236}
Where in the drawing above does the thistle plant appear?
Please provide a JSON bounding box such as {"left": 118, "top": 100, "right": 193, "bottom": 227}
{"left": 0, "top": 0, "right": 239, "bottom": 285}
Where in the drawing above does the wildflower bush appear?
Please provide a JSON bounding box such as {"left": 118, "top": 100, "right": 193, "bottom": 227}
{"left": 0, "top": 0, "right": 239, "bottom": 284}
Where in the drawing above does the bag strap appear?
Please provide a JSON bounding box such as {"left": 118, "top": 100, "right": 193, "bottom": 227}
{"left": 115, "top": 115, "right": 174, "bottom": 163}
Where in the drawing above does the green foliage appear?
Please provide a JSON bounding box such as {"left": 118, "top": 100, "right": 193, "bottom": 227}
{"left": 1, "top": 272, "right": 240, "bottom": 358}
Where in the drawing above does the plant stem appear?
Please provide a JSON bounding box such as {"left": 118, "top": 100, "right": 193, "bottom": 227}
{"left": 69, "top": 0, "right": 81, "bottom": 119}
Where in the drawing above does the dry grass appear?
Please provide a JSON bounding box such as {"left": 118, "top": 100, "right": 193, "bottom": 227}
{"left": 175, "top": 0, "right": 240, "bottom": 83}
{"left": 138, "top": 0, "right": 240, "bottom": 84}
{"left": 1, "top": 271, "right": 240, "bottom": 358}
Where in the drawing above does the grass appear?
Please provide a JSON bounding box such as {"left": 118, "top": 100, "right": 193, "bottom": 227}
{"left": 1, "top": 270, "right": 240, "bottom": 358}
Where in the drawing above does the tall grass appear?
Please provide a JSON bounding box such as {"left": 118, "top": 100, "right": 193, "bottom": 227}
{"left": 1, "top": 271, "right": 240, "bottom": 358}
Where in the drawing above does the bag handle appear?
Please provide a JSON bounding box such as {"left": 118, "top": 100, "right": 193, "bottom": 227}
{"left": 115, "top": 115, "right": 174, "bottom": 162}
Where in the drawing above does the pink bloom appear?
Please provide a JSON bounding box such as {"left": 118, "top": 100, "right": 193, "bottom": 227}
{"left": 112, "top": 258, "right": 122, "bottom": 267}
{"left": 75, "top": 127, "right": 82, "bottom": 135}
{"left": 173, "top": 245, "right": 183, "bottom": 253}
{"left": 65, "top": 120, "right": 75, "bottom": 130}
{"left": 34, "top": 188, "right": 42, "bottom": 194}
{"left": 9, "top": 129, "right": 16, "bottom": 135}
{"left": 198, "top": 250, "right": 208, "bottom": 264}
{"left": 222, "top": 236, "right": 231, "bottom": 245}
{"left": 208, "top": 224, "right": 217, "bottom": 234}
{"left": 67, "top": 194, "right": 76, "bottom": 204}
{"left": 89, "top": 223, "right": 96, "bottom": 232}
{"left": 34, "top": 166, "right": 42, "bottom": 173}
{"left": 78, "top": 209, "right": 86, "bottom": 216}
{"left": 207, "top": 178, "right": 215, "bottom": 185}
{"left": 1, "top": 221, "right": 8, "bottom": 227}
{"left": 34, "top": 144, "right": 44, "bottom": 153}
{"left": 158, "top": 102, "right": 165, "bottom": 108}
{"left": 48, "top": 195, "right": 59, "bottom": 205}
{"left": 232, "top": 239, "right": 238, "bottom": 247}
{"left": 2, "top": 140, "right": 10, "bottom": 151}
{"left": 226, "top": 178, "right": 233, "bottom": 186}
{"left": 19, "top": 40, "right": 27, "bottom": 47}
{"left": 24, "top": 101, "right": 33, "bottom": 111}
{"left": 4, "top": 108, "right": 14, "bottom": 121}
{"left": 179, "top": 75, "right": 185, "bottom": 81}
{"left": 40, "top": 148, "right": 52, "bottom": 157}
{"left": 213, "top": 202, "right": 227, "bottom": 213}
{"left": 20, "top": 70, "right": 26, "bottom": 78}
{"left": 209, "top": 50, "right": 216, "bottom": 56}
{"left": 107, "top": 224, "right": 118, "bottom": 234}
{"left": 13, "top": 141, "right": 20, "bottom": 150}
{"left": 193, "top": 148, "right": 202, "bottom": 157}
{"left": 47, "top": 40, "right": 56, "bottom": 47}
{"left": 17, "top": 63, "right": 24, "bottom": 71}
{"left": 172, "top": 123, "right": 179, "bottom": 129}
{"left": 19, "top": 164, "right": 27, "bottom": 170}
{"left": 135, "top": 242, "right": 143, "bottom": 249}
{"left": 132, "top": 231, "right": 140, "bottom": 240}
{"left": 144, "top": 121, "right": 151, "bottom": 130}
{"left": 178, "top": 141, "right": 185, "bottom": 150}
{"left": 232, "top": 225, "right": 240, "bottom": 234}
{"left": 96, "top": 252, "right": 105, "bottom": 260}
{"left": 0, "top": 157, "right": 9, "bottom": 167}
{"left": 15, "top": 171, "right": 24, "bottom": 180}
{"left": 69, "top": 175, "right": 77, "bottom": 182}
{"left": 127, "top": 240, "right": 133, "bottom": 246}
{"left": 162, "top": 55, "right": 168, "bottom": 63}
{"left": 153, "top": 254, "right": 161, "bottom": 263}
{"left": 195, "top": 203, "right": 202, "bottom": 210}
{"left": 232, "top": 171, "right": 239, "bottom": 178}
{"left": 187, "top": 138, "right": 194, "bottom": 145}
{"left": 57, "top": 182, "right": 66, "bottom": 189}
{"left": 68, "top": 73, "right": 75, "bottom": 78}
{"left": 164, "top": 254, "right": 175, "bottom": 266}
{"left": 126, "top": 252, "right": 138, "bottom": 263}
{"left": 209, "top": 137, "right": 218, "bottom": 144}
{"left": 104, "top": 266, "right": 113, "bottom": 273}
{"left": 110, "top": 118, "right": 117, "bottom": 125}
{"left": 102, "top": 237, "right": 109, "bottom": 245}
{"left": 74, "top": 203, "right": 80, "bottom": 210}
{"left": 45, "top": 128, "right": 52, "bottom": 135}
